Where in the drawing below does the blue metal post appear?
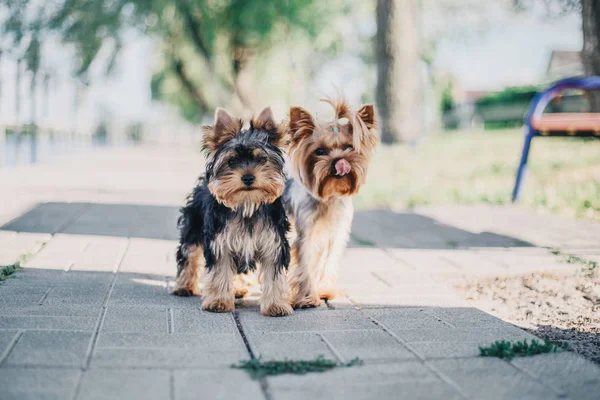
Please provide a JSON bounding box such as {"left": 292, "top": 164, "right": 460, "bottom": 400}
{"left": 511, "top": 127, "right": 535, "bottom": 202}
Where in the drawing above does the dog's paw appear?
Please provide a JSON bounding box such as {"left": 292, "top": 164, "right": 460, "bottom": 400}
{"left": 201, "top": 298, "right": 234, "bottom": 313}
{"left": 234, "top": 286, "right": 249, "bottom": 299}
{"left": 318, "top": 286, "right": 341, "bottom": 300}
{"left": 261, "top": 302, "right": 294, "bottom": 317}
{"left": 292, "top": 296, "right": 322, "bottom": 309}
{"left": 170, "top": 287, "right": 200, "bottom": 297}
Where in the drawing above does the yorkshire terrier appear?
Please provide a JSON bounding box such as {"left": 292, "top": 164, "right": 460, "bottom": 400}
{"left": 284, "top": 98, "right": 377, "bottom": 308}
{"left": 171, "top": 107, "right": 293, "bottom": 317}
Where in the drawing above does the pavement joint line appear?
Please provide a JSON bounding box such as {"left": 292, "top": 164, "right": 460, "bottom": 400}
{"left": 233, "top": 311, "right": 272, "bottom": 400}
{"left": 370, "top": 271, "right": 393, "bottom": 288}
{"left": 37, "top": 287, "right": 53, "bottom": 305}
{"left": 112, "top": 239, "right": 130, "bottom": 274}
{"left": 81, "top": 247, "right": 125, "bottom": 372}
{"left": 169, "top": 370, "right": 175, "bottom": 400}
{"left": 421, "top": 310, "right": 457, "bottom": 329}
{"left": 507, "top": 359, "right": 568, "bottom": 397}
{"left": 167, "top": 308, "right": 174, "bottom": 334}
{"left": 84, "top": 306, "right": 108, "bottom": 370}
{"left": 0, "top": 330, "right": 23, "bottom": 367}
{"left": 316, "top": 333, "right": 345, "bottom": 363}
{"left": 71, "top": 368, "right": 86, "bottom": 400}
{"left": 367, "top": 316, "right": 471, "bottom": 400}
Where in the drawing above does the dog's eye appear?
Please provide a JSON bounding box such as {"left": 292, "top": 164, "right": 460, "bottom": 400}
{"left": 315, "top": 148, "right": 328, "bottom": 156}
{"left": 343, "top": 144, "right": 353, "bottom": 151}
{"left": 255, "top": 156, "right": 267, "bottom": 165}
{"left": 228, "top": 159, "right": 237, "bottom": 168}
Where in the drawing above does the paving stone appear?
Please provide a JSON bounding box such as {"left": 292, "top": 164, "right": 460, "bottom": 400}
{"left": 341, "top": 248, "right": 404, "bottom": 271}
{"left": 512, "top": 352, "right": 600, "bottom": 400}
{"left": 269, "top": 380, "right": 464, "bottom": 400}
{"left": 267, "top": 361, "right": 463, "bottom": 400}
{"left": 0, "top": 285, "right": 51, "bottom": 307}
{"left": 424, "top": 307, "right": 510, "bottom": 328}
{"left": 409, "top": 341, "right": 485, "bottom": 359}
{"left": 0, "top": 367, "right": 80, "bottom": 400}
{"left": 321, "top": 330, "right": 417, "bottom": 362}
{"left": 0, "top": 233, "right": 51, "bottom": 266}
{"left": 245, "top": 331, "right": 335, "bottom": 360}
{"left": 430, "top": 358, "right": 562, "bottom": 400}
{"left": 71, "top": 236, "right": 127, "bottom": 272}
{"left": 4, "top": 269, "right": 112, "bottom": 287}
{"left": 346, "top": 293, "right": 469, "bottom": 308}
{"left": 108, "top": 273, "right": 193, "bottom": 307}
{"left": 2, "top": 202, "right": 90, "bottom": 234}
{"left": 0, "top": 329, "right": 19, "bottom": 356}
{"left": 96, "top": 332, "right": 246, "bottom": 351}
{"left": 0, "top": 304, "right": 99, "bottom": 317}
{"left": 119, "top": 238, "right": 177, "bottom": 276}
{"left": 25, "top": 234, "right": 89, "bottom": 270}
{"left": 102, "top": 306, "right": 168, "bottom": 333}
{"left": 43, "top": 284, "right": 108, "bottom": 306}
{"left": 0, "top": 315, "right": 96, "bottom": 330}
{"left": 172, "top": 308, "right": 237, "bottom": 334}
{"left": 6, "top": 330, "right": 91, "bottom": 367}
{"left": 78, "top": 369, "right": 171, "bottom": 400}
{"left": 391, "top": 325, "right": 537, "bottom": 344}
{"left": 238, "top": 309, "right": 375, "bottom": 333}
{"left": 92, "top": 347, "right": 248, "bottom": 368}
{"left": 175, "top": 369, "right": 265, "bottom": 400}
{"left": 363, "top": 308, "right": 449, "bottom": 330}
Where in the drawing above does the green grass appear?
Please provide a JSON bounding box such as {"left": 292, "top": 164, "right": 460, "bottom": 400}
{"left": 565, "top": 254, "right": 599, "bottom": 269}
{"left": 479, "top": 339, "right": 568, "bottom": 361}
{"left": 232, "top": 356, "right": 363, "bottom": 380}
{"left": 355, "top": 129, "right": 600, "bottom": 221}
{"left": 0, "top": 262, "right": 22, "bottom": 281}
{"left": 0, "top": 252, "right": 36, "bottom": 281}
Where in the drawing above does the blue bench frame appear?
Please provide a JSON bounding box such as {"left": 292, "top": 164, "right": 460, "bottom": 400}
{"left": 511, "top": 76, "right": 600, "bottom": 202}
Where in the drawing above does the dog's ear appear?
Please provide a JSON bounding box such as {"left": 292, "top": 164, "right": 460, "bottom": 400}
{"left": 289, "top": 107, "right": 315, "bottom": 142}
{"left": 356, "top": 104, "right": 375, "bottom": 130}
{"left": 251, "top": 106, "right": 285, "bottom": 147}
{"left": 202, "top": 108, "right": 242, "bottom": 153}
{"left": 252, "top": 106, "right": 276, "bottom": 131}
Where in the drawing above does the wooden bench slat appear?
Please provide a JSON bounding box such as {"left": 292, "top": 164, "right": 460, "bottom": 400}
{"left": 532, "top": 113, "right": 600, "bottom": 132}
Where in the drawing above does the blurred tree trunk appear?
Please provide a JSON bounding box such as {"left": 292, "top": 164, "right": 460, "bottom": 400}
{"left": 582, "top": 0, "right": 600, "bottom": 111}
{"left": 232, "top": 47, "right": 255, "bottom": 118}
{"left": 376, "top": 0, "right": 421, "bottom": 144}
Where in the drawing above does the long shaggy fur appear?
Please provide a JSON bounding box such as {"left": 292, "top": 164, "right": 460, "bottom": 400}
{"left": 284, "top": 99, "right": 378, "bottom": 308}
{"left": 172, "top": 107, "right": 293, "bottom": 317}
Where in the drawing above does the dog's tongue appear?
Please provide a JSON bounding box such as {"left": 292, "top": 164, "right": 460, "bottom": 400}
{"left": 335, "top": 159, "right": 351, "bottom": 176}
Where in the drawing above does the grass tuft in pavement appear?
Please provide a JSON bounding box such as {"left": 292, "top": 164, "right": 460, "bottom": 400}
{"left": 479, "top": 339, "right": 568, "bottom": 361}
{"left": 0, "top": 252, "right": 37, "bottom": 281}
{"left": 232, "top": 356, "right": 363, "bottom": 379}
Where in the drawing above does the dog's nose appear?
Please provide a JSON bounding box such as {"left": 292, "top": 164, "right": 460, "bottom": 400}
{"left": 241, "top": 174, "right": 255, "bottom": 186}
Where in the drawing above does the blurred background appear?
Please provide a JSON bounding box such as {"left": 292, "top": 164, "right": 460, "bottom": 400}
{"left": 0, "top": 0, "right": 599, "bottom": 220}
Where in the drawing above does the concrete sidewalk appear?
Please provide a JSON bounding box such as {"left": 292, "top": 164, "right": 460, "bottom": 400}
{"left": 1, "top": 146, "right": 599, "bottom": 400}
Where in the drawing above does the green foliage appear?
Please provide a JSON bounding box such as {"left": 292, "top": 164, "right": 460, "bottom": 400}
{"left": 479, "top": 339, "right": 568, "bottom": 361}
{"left": 440, "top": 81, "right": 455, "bottom": 113}
{"left": 476, "top": 85, "right": 542, "bottom": 107}
{"left": 232, "top": 356, "right": 363, "bottom": 380}
{"left": 0, "top": 263, "right": 21, "bottom": 281}
{"left": 1, "top": 0, "right": 345, "bottom": 121}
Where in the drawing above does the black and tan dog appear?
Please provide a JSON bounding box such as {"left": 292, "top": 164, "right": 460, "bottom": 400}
{"left": 284, "top": 98, "right": 378, "bottom": 308}
{"left": 172, "top": 107, "right": 293, "bottom": 317}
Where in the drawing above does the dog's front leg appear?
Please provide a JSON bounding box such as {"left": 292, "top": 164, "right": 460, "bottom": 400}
{"left": 201, "top": 259, "right": 235, "bottom": 313}
{"left": 258, "top": 259, "right": 293, "bottom": 317}
{"left": 289, "top": 237, "right": 322, "bottom": 309}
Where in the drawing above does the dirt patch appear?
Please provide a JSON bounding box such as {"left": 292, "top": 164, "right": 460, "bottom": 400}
{"left": 455, "top": 262, "right": 600, "bottom": 364}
